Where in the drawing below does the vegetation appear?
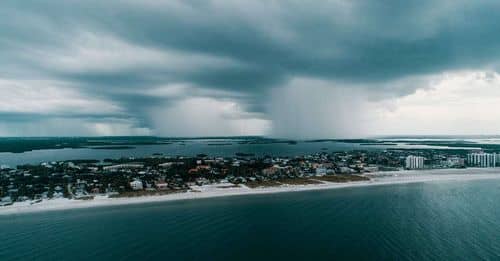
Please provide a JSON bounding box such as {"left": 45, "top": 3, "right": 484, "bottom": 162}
{"left": 315, "top": 175, "right": 369, "bottom": 182}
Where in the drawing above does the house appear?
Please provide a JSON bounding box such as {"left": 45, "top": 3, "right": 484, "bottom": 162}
{"left": 363, "top": 166, "right": 379, "bottom": 173}
{"left": 54, "top": 185, "right": 64, "bottom": 194}
{"left": 53, "top": 192, "right": 64, "bottom": 198}
{"left": 130, "top": 180, "right": 143, "bottom": 190}
{"left": 159, "top": 162, "right": 174, "bottom": 168}
{"left": 338, "top": 167, "right": 354, "bottom": 174}
{"left": 0, "top": 196, "right": 13, "bottom": 206}
{"left": 104, "top": 163, "right": 144, "bottom": 171}
{"left": 195, "top": 178, "right": 210, "bottom": 186}
{"left": 315, "top": 167, "right": 327, "bottom": 176}
{"left": 155, "top": 182, "right": 169, "bottom": 190}
{"left": 262, "top": 166, "right": 279, "bottom": 176}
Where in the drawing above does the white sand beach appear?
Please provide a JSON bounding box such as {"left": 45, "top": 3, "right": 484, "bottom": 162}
{"left": 2, "top": 168, "right": 500, "bottom": 215}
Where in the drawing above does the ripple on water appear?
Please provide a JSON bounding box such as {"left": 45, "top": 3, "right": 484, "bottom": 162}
{"left": 2, "top": 180, "right": 500, "bottom": 260}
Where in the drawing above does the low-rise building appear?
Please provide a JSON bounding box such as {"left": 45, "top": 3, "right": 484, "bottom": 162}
{"left": 130, "top": 180, "right": 144, "bottom": 190}
{"left": 104, "top": 163, "right": 144, "bottom": 171}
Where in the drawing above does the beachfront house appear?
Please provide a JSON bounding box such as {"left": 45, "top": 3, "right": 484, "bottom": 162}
{"left": 130, "top": 180, "right": 144, "bottom": 190}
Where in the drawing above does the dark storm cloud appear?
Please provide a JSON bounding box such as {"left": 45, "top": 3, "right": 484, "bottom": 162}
{"left": 0, "top": 112, "right": 129, "bottom": 123}
{"left": 2, "top": 0, "right": 500, "bottom": 134}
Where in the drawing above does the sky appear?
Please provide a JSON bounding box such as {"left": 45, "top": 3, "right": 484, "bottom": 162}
{"left": 2, "top": 0, "right": 500, "bottom": 138}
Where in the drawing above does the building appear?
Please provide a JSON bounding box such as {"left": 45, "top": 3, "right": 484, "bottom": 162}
{"left": 446, "top": 157, "right": 465, "bottom": 168}
{"left": 130, "top": 180, "right": 144, "bottom": 190}
{"left": 155, "top": 182, "right": 169, "bottom": 190}
{"left": 315, "top": 167, "right": 327, "bottom": 176}
{"left": 496, "top": 153, "right": 500, "bottom": 164}
{"left": 0, "top": 196, "right": 13, "bottom": 206}
{"left": 405, "top": 155, "right": 425, "bottom": 169}
{"left": 467, "top": 152, "right": 496, "bottom": 168}
{"left": 103, "top": 163, "right": 144, "bottom": 171}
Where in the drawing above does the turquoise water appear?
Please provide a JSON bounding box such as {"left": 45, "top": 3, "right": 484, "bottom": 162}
{"left": 2, "top": 180, "right": 500, "bottom": 260}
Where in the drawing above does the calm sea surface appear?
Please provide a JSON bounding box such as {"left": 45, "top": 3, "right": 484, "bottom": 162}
{"left": 1, "top": 179, "right": 500, "bottom": 260}
{"left": 0, "top": 139, "right": 464, "bottom": 167}
{"left": 0, "top": 140, "right": 364, "bottom": 167}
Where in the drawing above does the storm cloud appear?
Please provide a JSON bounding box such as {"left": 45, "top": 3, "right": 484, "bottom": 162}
{"left": 2, "top": 0, "right": 500, "bottom": 137}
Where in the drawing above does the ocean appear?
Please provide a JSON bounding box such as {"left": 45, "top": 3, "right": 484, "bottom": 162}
{"left": 1, "top": 179, "right": 500, "bottom": 260}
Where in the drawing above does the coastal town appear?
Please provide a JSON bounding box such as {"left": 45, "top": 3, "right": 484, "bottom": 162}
{"left": 1, "top": 148, "right": 499, "bottom": 207}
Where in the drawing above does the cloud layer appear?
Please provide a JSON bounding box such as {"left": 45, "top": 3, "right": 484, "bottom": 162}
{"left": 2, "top": 1, "right": 500, "bottom": 137}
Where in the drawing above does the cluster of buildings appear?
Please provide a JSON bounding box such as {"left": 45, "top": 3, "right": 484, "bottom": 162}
{"left": 403, "top": 152, "right": 499, "bottom": 170}
{"left": 1, "top": 149, "right": 499, "bottom": 205}
{"left": 466, "top": 152, "right": 499, "bottom": 168}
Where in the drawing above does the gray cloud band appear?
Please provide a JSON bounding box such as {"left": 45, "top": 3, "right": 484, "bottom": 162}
{"left": 1, "top": 0, "right": 500, "bottom": 135}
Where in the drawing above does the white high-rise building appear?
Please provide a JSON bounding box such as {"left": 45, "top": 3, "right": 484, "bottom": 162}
{"left": 467, "top": 152, "right": 496, "bottom": 168}
{"left": 406, "top": 155, "right": 425, "bottom": 169}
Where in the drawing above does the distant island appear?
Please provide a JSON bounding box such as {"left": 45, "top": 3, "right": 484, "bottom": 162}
{"left": 91, "top": 146, "right": 136, "bottom": 150}
{"left": 0, "top": 136, "right": 299, "bottom": 153}
{"left": 0, "top": 136, "right": 498, "bottom": 154}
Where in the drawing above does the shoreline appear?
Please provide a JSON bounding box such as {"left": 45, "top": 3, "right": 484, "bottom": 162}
{"left": 2, "top": 168, "right": 500, "bottom": 216}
